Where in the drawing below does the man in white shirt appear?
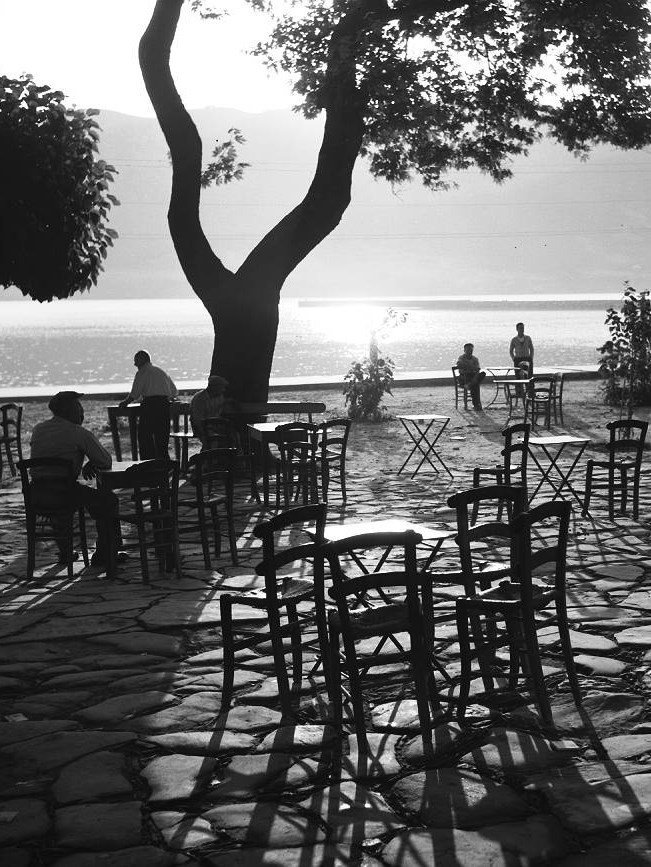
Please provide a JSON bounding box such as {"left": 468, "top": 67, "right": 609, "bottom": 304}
{"left": 30, "top": 391, "right": 120, "bottom": 567}
{"left": 119, "top": 350, "right": 178, "bottom": 459}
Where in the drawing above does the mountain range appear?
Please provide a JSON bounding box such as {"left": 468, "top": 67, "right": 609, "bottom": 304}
{"left": 7, "top": 106, "right": 651, "bottom": 300}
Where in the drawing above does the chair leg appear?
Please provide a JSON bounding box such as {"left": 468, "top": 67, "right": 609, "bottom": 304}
{"left": 225, "top": 499, "right": 238, "bottom": 565}
{"left": 136, "top": 522, "right": 150, "bottom": 584}
{"left": 340, "top": 460, "right": 347, "bottom": 503}
{"left": 340, "top": 630, "right": 368, "bottom": 752}
{"left": 471, "top": 470, "right": 481, "bottom": 525}
{"left": 521, "top": 614, "right": 553, "bottom": 727}
{"left": 633, "top": 469, "right": 641, "bottom": 520}
{"left": 79, "top": 508, "right": 89, "bottom": 567}
{"left": 608, "top": 464, "right": 615, "bottom": 520}
{"left": 286, "top": 601, "right": 303, "bottom": 692}
{"left": 220, "top": 595, "right": 235, "bottom": 711}
{"left": 455, "top": 603, "right": 472, "bottom": 725}
{"left": 328, "top": 616, "right": 344, "bottom": 728}
{"left": 268, "top": 605, "right": 293, "bottom": 716}
{"left": 555, "top": 599, "right": 582, "bottom": 702}
{"left": 582, "top": 462, "right": 593, "bottom": 517}
{"left": 620, "top": 467, "right": 628, "bottom": 515}
{"left": 198, "top": 503, "right": 213, "bottom": 569}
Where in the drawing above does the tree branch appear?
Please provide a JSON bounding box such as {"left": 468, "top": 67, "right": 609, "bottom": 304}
{"left": 238, "top": 1, "right": 369, "bottom": 290}
{"left": 140, "top": 0, "right": 231, "bottom": 310}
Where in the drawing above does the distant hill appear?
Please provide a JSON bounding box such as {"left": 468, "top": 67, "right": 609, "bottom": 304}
{"left": 6, "top": 106, "right": 651, "bottom": 300}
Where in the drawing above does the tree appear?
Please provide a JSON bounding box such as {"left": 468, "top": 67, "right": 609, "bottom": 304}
{"left": 0, "top": 75, "right": 119, "bottom": 302}
{"left": 140, "top": 0, "right": 651, "bottom": 402}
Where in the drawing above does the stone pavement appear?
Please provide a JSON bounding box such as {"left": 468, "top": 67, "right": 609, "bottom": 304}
{"left": 1, "top": 411, "right": 651, "bottom": 866}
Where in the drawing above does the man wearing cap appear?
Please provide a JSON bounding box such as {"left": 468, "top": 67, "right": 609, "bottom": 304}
{"left": 119, "top": 350, "right": 178, "bottom": 460}
{"left": 29, "top": 391, "right": 121, "bottom": 567}
{"left": 190, "top": 374, "right": 229, "bottom": 449}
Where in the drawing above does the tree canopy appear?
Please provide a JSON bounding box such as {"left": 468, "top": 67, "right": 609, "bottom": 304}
{"left": 0, "top": 74, "right": 119, "bottom": 302}
{"left": 253, "top": 0, "right": 651, "bottom": 187}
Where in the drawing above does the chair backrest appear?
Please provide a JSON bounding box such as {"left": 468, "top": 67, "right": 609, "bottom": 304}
{"left": 528, "top": 376, "right": 555, "bottom": 399}
{"left": 607, "top": 419, "right": 648, "bottom": 464}
{"left": 204, "top": 417, "right": 239, "bottom": 450}
{"left": 187, "top": 447, "right": 236, "bottom": 497}
{"left": 253, "top": 503, "right": 327, "bottom": 599}
{"left": 17, "top": 458, "right": 76, "bottom": 515}
{"left": 447, "top": 485, "right": 527, "bottom": 593}
{"left": 275, "top": 422, "right": 320, "bottom": 463}
{"left": 124, "top": 459, "right": 180, "bottom": 517}
{"left": 324, "top": 529, "right": 423, "bottom": 622}
{"left": 1, "top": 403, "right": 22, "bottom": 438}
{"left": 318, "top": 418, "right": 351, "bottom": 457}
{"left": 501, "top": 422, "right": 530, "bottom": 483}
{"left": 511, "top": 500, "right": 571, "bottom": 605}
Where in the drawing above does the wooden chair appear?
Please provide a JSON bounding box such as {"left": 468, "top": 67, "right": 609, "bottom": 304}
{"left": 583, "top": 419, "right": 648, "bottom": 520}
{"left": 455, "top": 501, "right": 580, "bottom": 728}
{"left": 0, "top": 403, "right": 23, "bottom": 480}
{"left": 17, "top": 458, "right": 89, "bottom": 579}
{"left": 325, "top": 529, "right": 440, "bottom": 753}
{"left": 274, "top": 422, "right": 320, "bottom": 508}
{"left": 317, "top": 418, "right": 351, "bottom": 503}
{"left": 471, "top": 423, "right": 530, "bottom": 523}
{"left": 220, "top": 504, "right": 328, "bottom": 716}
{"left": 179, "top": 447, "right": 238, "bottom": 567}
{"left": 524, "top": 376, "right": 555, "bottom": 430}
{"left": 452, "top": 366, "right": 471, "bottom": 409}
{"left": 118, "top": 459, "right": 182, "bottom": 583}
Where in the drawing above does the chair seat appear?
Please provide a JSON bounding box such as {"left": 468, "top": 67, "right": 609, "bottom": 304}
{"left": 330, "top": 601, "right": 408, "bottom": 638}
{"left": 464, "top": 579, "right": 555, "bottom": 609}
{"left": 588, "top": 458, "right": 636, "bottom": 470}
{"left": 228, "top": 578, "right": 315, "bottom": 608}
{"left": 120, "top": 509, "right": 175, "bottom": 525}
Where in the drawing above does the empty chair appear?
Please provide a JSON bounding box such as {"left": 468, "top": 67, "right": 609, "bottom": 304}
{"left": 179, "top": 447, "right": 238, "bottom": 567}
{"left": 326, "top": 529, "right": 440, "bottom": 752}
{"left": 471, "top": 423, "right": 530, "bottom": 523}
{"left": 220, "top": 503, "right": 327, "bottom": 716}
{"left": 117, "top": 459, "right": 182, "bottom": 583}
{"left": 583, "top": 419, "right": 648, "bottom": 519}
{"left": 452, "top": 366, "right": 471, "bottom": 409}
{"left": 17, "top": 457, "right": 89, "bottom": 579}
{"left": 456, "top": 500, "right": 579, "bottom": 727}
{"left": 317, "top": 418, "right": 351, "bottom": 503}
{"left": 274, "top": 422, "right": 320, "bottom": 508}
{"left": 524, "top": 376, "right": 555, "bottom": 430}
{"left": 0, "top": 403, "right": 23, "bottom": 479}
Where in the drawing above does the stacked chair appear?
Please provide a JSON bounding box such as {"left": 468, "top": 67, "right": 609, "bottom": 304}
{"left": 471, "top": 423, "right": 530, "bottom": 523}
{"left": 0, "top": 403, "right": 23, "bottom": 480}
{"left": 583, "top": 419, "right": 648, "bottom": 520}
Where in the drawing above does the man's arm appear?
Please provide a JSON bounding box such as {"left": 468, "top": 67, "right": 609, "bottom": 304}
{"left": 80, "top": 429, "right": 112, "bottom": 478}
{"left": 189, "top": 396, "right": 207, "bottom": 447}
{"left": 168, "top": 374, "right": 178, "bottom": 399}
{"left": 119, "top": 370, "right": 143, "bottom": 407}
{"left": 528, "top": 336, "right": 534, "bottom": 362}
{"left": 509, "top": 337, "right": 516, "bottom": 360}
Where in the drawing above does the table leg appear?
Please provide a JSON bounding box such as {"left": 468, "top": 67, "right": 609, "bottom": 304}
{"left": 108, "top": 412, "right": 122, "bottom": 463}
{"left": 128, "top": 414, "right": 139, "bottom": 461}
{"left": 398, "top": 419, "right": 453, "bottom": 478}
{"left": 529, "top": 444, "right": 589, "bottom": 510}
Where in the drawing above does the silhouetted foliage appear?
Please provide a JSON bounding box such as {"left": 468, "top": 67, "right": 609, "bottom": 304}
{"left": 0, "top": 74, "right": 119, "bottom": 302}
{"left": 599, "top": 285, "right": 651, "bottom": 410}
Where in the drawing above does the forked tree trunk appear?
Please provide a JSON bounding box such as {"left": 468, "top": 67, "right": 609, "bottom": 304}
{"left": 139, "top": 0, "right": 367, "bottom": 403}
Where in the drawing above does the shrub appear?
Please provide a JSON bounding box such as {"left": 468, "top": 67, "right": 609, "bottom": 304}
{"left": 598, "top": 285, "right": 651, "bottom": 410}
{"left": 343, "top": 356, "right": 396, "bottom": 421}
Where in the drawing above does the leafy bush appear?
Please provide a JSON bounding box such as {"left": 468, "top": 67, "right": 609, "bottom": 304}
{"left": 343, "top": 308, "right": 406, "bottom": 421}
{"left": 598, "top": 285, "right": 651, "bottom": 409}
{"left": 343, "top": 356, "right": 396, "bottom": 421}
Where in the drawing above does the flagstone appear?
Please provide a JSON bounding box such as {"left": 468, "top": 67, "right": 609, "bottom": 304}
{"left": 400, "top": 722, "right": 463, "bottom": 766}
{"left": 214, "top": 704, "right": 283, "bottom": 732}
{"left": 389, "top": 767, "right": 529, "bottom": 828}
{"left": 298, "top": 780, "right": 404, "bottom": 842}
{"left": 211, "top": 752, "right": 295, "bottom": 797}
{"left": 463, "top": 728, "right": 580, "bottom": 774}
{"left": 54, "top": 802, "right": 143, "bottom": 850}
{"left": 143, "top": 730, "right": 257, "bottom": 754}
{"left": 91, "top": 632, "right": 183, "bottom": 657}
{"left": 0, "top": 719, "right": 80, "bottom": 746}
{"left": 588, "top": 564, "right": 645, "bottom": 581}
{"left": 0, "top": 799, "right": 50, "bottom": 845}
{"left": 378, "top": 816, "right": 571, "bottom": 865}
{"left": 615, "top": 625, "right": 651, "bottom": 646}
{"left": 255, "top": 724, "right": 338, "bottom": 754}
{"left": 63, "top": 601, "right": 149, "bottom": 617}
{"left": 0, "top": 615, "right": 134, "bottom": 644}
{"left": 49, "top": 846, "right": 176, "bottom": 866}
{"left": 203, "top": 844, "right": 355, "bottom": 866}
{"left": 142, "top": 754, "right": 217, "bottom": 801}
{"left": 598, "top": 734, "right": 651, "bottom": 761}
{"left": 341, "top": 733, "right": 403, "bottom": 780}
{"left": 202, "top": 802, "right": 327, "bottom": 846}
{"left": 118, "top": 692, "right": 220, "bottom": 733}
{"left": 543, "top": 770, "right": 651, "bottom": 833}
{"left": 44, "top": 669, "right": 147, "bottom": 689}
{"left": 557, "top": 828, "right": 651, "bottom": 865}
{"left": 150, "top": 812, "right": 216, "bottom": 849}
{"left": 574, "top": 654, "right": 627, "bottom": 677}
{"left": 549, "top": 691, "right": 644, "bottom": 735}
{"left": 53, "top": 751, "right": 132, "bottom": 804}
{"left": 75, "top": 691, "right": 178, "bottom": 725}
{"left": 0, "top": 731, "right": 136, "bottom": 774}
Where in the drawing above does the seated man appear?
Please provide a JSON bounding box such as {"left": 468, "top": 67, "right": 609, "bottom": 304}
{"left": 456, "top": 343, "right": 486, "bottom": 410}
{"left": 190, "top": 374, "right": 230, "bottom": 449}
{"left": 29, "top": 391, "right": 122, "bottom": 567}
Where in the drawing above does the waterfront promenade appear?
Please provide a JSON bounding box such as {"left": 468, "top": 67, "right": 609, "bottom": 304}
{"left": 1, "top": 380, "right": 651, "bottom": 865}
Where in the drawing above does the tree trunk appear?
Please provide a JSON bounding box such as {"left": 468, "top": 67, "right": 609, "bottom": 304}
{"left": 140, "top": 0, "right": 367, "bottom": 403}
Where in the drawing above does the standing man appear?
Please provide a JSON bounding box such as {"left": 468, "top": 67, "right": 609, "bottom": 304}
{"left": 456, "top": 343, "right": 486, "bottom": 410}
{"left": 190, "top": 374, "right": 229, "bottom": 449}
{"left": 30, "top": 391, "right": 121, "bottom": 568}
{"left": 509, "top": 322, "right": 534, "bottom": 377}
{"left": 119, "top": 350, "right": 178, "bottom": 459}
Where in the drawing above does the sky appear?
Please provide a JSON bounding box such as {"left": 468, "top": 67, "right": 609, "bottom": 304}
{"left": 0, "top": 0, "right": 294, "bottom": 115}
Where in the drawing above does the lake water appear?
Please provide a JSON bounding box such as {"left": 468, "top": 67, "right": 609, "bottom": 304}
{"left": 0, "top": 294, "right": 619, "bottom": 387}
